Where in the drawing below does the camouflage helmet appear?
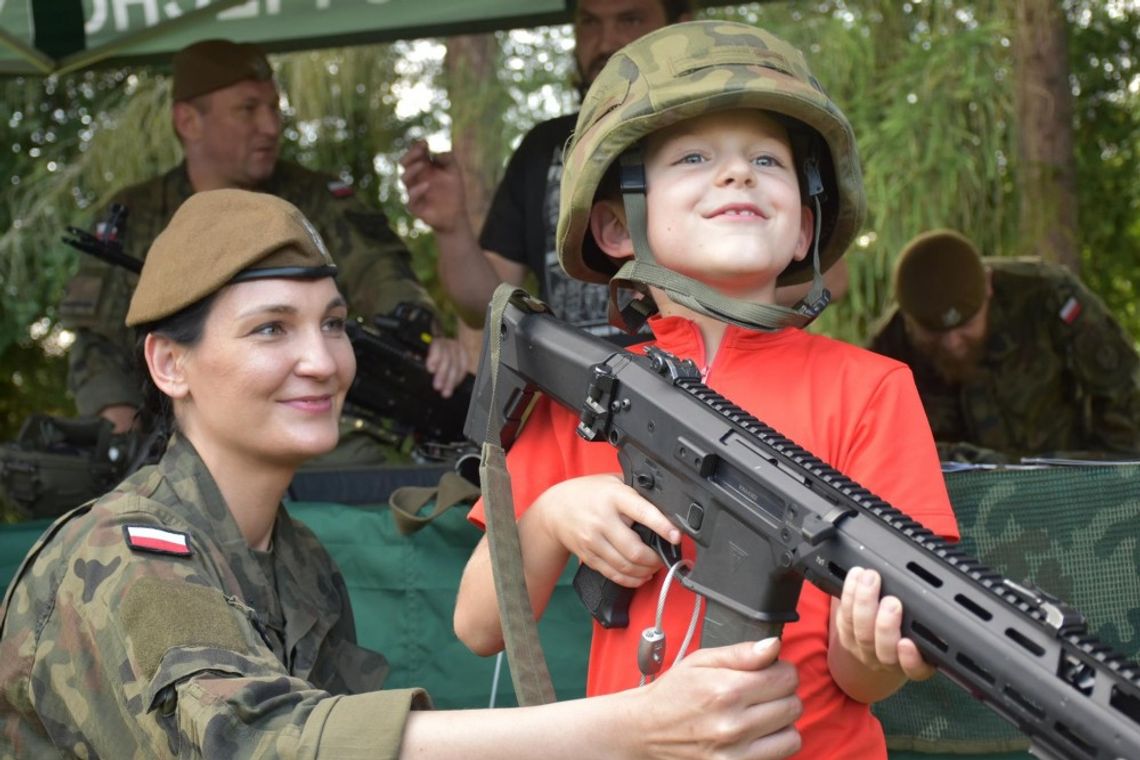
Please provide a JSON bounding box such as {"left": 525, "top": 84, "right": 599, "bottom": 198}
{"left": 557, "top": 20, "right": 865, "bottom": 288}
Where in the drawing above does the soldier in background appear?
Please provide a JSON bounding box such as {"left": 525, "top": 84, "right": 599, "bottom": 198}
{"left": 400, "top": 0, "right": 693, "bottom": 341}
{"left": 868, "top": 229, "right": 1140, "bottom": 463}
{"left": 59, "top": 39, "right": 468, "bottom": 440}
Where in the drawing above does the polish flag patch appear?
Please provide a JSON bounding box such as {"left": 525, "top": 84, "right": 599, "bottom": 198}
{"left": 1059, "top": 296, "right": 1082, "bottom": 325}
{"left": 124, "top": 525, "right": 192, "bottom": 557}
{"left": 327, "top": 179, "right": 354, "bottom": 198}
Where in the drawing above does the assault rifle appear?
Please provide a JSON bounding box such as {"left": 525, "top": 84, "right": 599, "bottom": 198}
{"left": 343, "top": 305, "right": 474, "bottom": 445}
{"left": 466, "top": 291, "right": 1140, "bottom": 760}
{"left": 62, "top": 203, "right": 138, "bottom": 274}
{"left": 62, "top": 206, "right": 472, "bottom": 446}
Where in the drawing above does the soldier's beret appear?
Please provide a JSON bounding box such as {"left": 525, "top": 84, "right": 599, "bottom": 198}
{"left": 126, "top": 190, "right": 336, "bottom": 327}
{"left": 172, "top": 39, "right": 273, "bottom": 102}
{"left": 895, "top": 229, "right": 987, "bottom": 331}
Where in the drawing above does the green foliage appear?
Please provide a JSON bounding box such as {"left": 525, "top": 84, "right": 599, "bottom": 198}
{"left": 274, "top": 43, "right": 445, "bottom": 301}
{"left": 707, "top": 1, "right": 1019, "bottom": 343}
{"left": 0, "top": 1, "right": 1137, "bottom": 443}
{"left": 1068, "top": 0, "right": 1140, "bottom": 335}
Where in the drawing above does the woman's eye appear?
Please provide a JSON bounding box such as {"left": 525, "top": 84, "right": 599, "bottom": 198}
{"left": 252, "top": 322, "right": 284, "bottom": 336}
{"left": 323, "top": 316, "right": 348, "bottom": 334}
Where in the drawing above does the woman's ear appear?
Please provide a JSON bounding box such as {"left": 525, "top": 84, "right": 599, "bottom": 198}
{"left": 589, "top": 200, "right": 635, "bottom": 260}
{"left": 144, "top": 334, "right": 190, "bottom": 400}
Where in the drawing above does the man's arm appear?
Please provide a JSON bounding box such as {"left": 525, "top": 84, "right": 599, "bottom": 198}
{"left": 1060, "top": 277, "right": 1140, "bottom": 454}
{"left": 60, "top": 256, "right": 143, "bottom": 430}
{"left": 399, "top": 140, "right": 527, "bottom": 327}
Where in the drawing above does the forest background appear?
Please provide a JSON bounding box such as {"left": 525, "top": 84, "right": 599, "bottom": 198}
{"left": 0, "top": 0, "right": 1137, "bottom": 440}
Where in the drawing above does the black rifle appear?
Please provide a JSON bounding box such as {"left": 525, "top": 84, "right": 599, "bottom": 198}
{"left": 344, "top": 305, "right": 474, "bottom": 445}
{"left": 63, "top": 203, "right": 140, "bottom": 274}
{"left": 466, "top": 292, "right": 1140, "bottom": 760}
{"left": 62, "top": 206, "right": 473, "bottom": 446}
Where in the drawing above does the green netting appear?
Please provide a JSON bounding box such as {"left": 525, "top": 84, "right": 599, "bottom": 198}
{"left": 289, "top": 501, "right": 590, "bottom": 708}
{"left": 3, "top": 464, "right": 1138, "bottom": 753}
{"left": 875, "top": 464, "right": 1140, "bottom": 758}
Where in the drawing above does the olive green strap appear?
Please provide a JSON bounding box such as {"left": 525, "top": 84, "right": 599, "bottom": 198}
{"left": 387, "top": 471, "right": 480, "bottom": 536}
{"left": 479, "top": 284, "right": 557, "bottom": 706}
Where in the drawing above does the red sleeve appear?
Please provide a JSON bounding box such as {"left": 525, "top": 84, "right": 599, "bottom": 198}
{"left": 836, "top": 364, "right": 960, "bottom": 542}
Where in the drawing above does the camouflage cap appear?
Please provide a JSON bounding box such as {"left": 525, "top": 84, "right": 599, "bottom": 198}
{"left": 172, "top": 39, "right": 274, "bottom": 102}
{"left": 126, "top": 190, "right": 336, "bottom": 327}
{"left": 895, "top": 229, "right": 987, "bottom": 331}
{"left": 557, "top": 20, "right": 865, "bottom": 287}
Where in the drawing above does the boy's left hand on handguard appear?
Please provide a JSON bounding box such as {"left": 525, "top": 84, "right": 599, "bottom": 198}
{"left": 835, "top": 566, "right": 936, "bottom": 682}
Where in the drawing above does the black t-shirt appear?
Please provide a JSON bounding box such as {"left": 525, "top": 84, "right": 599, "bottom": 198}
{"left": 479, "top": 113, "right": 631, "bottom": 341}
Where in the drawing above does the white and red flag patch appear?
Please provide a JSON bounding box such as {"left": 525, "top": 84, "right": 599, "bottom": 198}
{"left": 327, "top": 179, "right": 354, "bottom": 198}
{"left": 1059, "top": 296, "right": 1083, "bottom": 325}
{"left": 123, "top": 525, "right": 192, "bottom": 557}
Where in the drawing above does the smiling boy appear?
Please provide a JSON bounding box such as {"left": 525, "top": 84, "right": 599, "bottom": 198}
{"left": 454, "top": 22, "right": 959, "bottom": 758}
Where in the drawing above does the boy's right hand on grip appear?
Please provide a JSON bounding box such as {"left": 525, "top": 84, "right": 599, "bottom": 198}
{"left": 572, "top": 521, "right": 679, "bottom": 628}
{"left": 538, "top": 473, "right": 681, "bottom": 587}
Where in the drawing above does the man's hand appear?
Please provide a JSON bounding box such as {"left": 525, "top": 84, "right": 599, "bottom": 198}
{"left": 99, "top": 404, "right": 138, "bottom": 434}
{"left": 425, "top": 336, "right": 469, "bottom": 398}
{"left": 399, "top": 140, "right": 469, "bottom": 235}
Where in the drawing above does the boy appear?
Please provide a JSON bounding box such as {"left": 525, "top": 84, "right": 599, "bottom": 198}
{"left": 454, "top": 21, "right": 958, "bottom": 758}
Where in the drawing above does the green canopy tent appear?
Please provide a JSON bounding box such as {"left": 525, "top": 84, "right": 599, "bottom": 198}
{"left": 0, "top": 0, "right": 574, "bottom": 76}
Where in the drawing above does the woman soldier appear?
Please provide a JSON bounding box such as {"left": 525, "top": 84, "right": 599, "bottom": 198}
{"left": 0, "top": 189, "right": 801, "bottom": 759}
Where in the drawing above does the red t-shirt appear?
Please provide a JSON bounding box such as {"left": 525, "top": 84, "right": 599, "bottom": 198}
{"left": 469, "top": 317, "right": 959, "bottom": 759}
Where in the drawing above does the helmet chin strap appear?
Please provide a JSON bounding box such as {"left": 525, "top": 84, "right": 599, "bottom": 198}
{"left": 609, "top": 148, "right": 830, "bottom": 334}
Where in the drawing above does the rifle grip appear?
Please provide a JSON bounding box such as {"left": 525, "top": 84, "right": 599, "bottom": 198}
{"left": 573, "top": 564, "right": 635, "bottom": 629}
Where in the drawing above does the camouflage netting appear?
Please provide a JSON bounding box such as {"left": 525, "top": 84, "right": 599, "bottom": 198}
{"left": 875, "top": 464, "right": 1140, "bottom": 755}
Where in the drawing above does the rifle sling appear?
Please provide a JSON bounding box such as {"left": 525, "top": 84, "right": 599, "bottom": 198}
{"left": 387, "top": 471, "right": 480, "bottom": 536}
{"left": 480, "top": 285, "right": 557, "bottom": 706}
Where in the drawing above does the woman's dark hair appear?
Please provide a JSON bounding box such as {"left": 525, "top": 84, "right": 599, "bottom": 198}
{"left": 133, "top": 292, "right": 218, "bottom": 435}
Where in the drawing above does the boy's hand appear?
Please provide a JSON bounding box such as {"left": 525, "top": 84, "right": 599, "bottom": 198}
{"left": 626, "top": 638, "right": 802, "bottom": 759}
{"left": 535, "top": 473, "right": 682, "bottom": 588}
{"left": 834, "top": 566, "right": 936, "bottom": 683}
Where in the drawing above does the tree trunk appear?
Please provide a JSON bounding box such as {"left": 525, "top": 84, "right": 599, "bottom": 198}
{"left": 1013, "top": 0, "right": 1079, "bottom": 272}
{"left": 443, "top": 33, "right": 503, "bottom": 368}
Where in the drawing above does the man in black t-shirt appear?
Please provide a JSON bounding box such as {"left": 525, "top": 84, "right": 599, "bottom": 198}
{"left": 400, "top": 0, "right": 691, "bottom": 341}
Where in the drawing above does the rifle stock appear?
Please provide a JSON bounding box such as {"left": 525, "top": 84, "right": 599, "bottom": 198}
{"left": 468, "top": 292, "right": 1140, "bottom": 760}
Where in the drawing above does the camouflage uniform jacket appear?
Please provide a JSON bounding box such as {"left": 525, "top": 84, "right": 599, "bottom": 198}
{"left": 60, "top": 161, "right": 437, "bottom": 417}
{"left": 868, "top": 259, "right": 1140, "bottom": 459}
{"left": 0, "top": 435, "right": 429, "bottom": 758}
